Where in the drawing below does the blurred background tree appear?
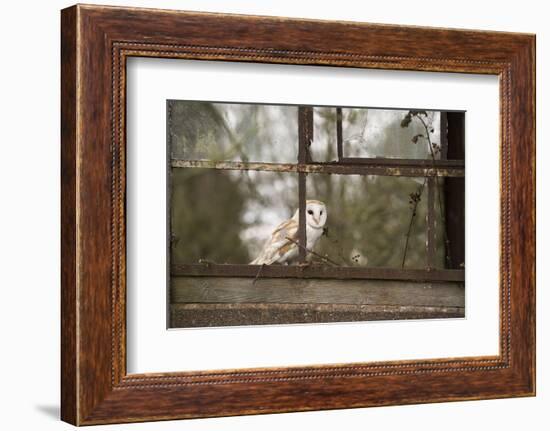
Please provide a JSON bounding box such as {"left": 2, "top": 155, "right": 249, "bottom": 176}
{"left": 171, "top": 168, "right": 250, "bottom": 264}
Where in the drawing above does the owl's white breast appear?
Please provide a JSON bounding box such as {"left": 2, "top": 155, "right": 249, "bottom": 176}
{"left": 306, "top": 225, "right": 324, "bottom": 250}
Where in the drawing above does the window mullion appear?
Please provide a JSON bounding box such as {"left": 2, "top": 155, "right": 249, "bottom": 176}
{"left": 298, "top": 173, "right": 307, "bottom": 262}
{"left": 440, "top": 112, "right": 449, "bottom": 160}
{"left": 336, "top": 107, "right": 343, "bottom": 161}
{"left": 426, "top": 177, "right": 437, "bottom": 269}
{"left": 444, "top": 112, "right": 466, "bottom": 268}
{"left": 298, "top": 106, "right": 313, "bottom": 262}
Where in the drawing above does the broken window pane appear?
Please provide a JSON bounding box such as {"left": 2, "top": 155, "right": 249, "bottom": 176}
{"left": 310, "top": 107, "right": 458, "bottom": 162}
{"left": 342, "top": 108, "right": 443, "bottom": 160}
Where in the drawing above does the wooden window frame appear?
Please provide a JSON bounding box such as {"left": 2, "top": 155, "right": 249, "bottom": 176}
{"left": 170, "top": 104, "right": 465, "bottom": 281}
{"left": 61, "top": 4, "right": 535, "bottom": 425}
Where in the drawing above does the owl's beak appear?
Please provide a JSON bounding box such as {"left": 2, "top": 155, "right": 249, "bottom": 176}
{"left": 313, "top": 215, "right": 320, "bottom": 225}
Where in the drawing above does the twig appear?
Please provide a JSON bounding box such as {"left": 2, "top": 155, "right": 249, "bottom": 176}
{"left": 401, "top": 111, "right": 455, "bottom": 268}
{"left": 285, "top": 236, "right": 340, "bottom": 267}
{"left": 324, "top": 230, "right": 349, "bottom": 266}
{"left": 416, "top": 114, "right": 452, "bottom": 266}
{"left": 252, "top": 264, "right": 265, "bottom": 285}
{"left": 401, "top": 178, "right": 427, "bottom": 268}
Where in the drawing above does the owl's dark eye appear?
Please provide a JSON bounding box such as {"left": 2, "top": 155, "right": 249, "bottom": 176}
{"left": 307, "top": 210, "right": 313, "bottom": 215}
{"left": 320, "top": 210, "right": 323, "bottom": 215}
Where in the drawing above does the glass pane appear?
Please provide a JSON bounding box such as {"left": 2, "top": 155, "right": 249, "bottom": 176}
{"left": 168, "top": 100, "right": 298, "bottom": 163}
{"left": 342, "top": 108, "right": 442, "bottom": 160}
{"left": 306, "top": 173, "right": 436, "bottom": 268}
{"left": 310, "top": 107, "right": 459, "bottom": 162}
{"left": 170, "top": 168, "right": 298, "bottom": 264}
{"left": 311, "top": 107, "right": 337, "bottom": 162}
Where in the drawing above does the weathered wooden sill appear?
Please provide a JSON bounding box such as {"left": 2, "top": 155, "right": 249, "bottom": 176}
{"left": 169, "top": 275, "right": 465, "bottom": 328}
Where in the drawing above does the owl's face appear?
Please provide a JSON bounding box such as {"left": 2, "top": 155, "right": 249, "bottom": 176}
{"left": 305, "top": 200, "right": 327, "bottom": 229}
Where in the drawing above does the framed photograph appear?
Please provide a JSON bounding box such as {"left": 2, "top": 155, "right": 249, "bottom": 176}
{"left": 165, "top": 100, "right": 466, "bottom": 329}
{"left": 61, "top": 4, "right": 535, "bottom": 425}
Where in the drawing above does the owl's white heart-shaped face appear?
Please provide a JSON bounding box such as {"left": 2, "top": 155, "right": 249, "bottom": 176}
{"left": 305, "top": 200, "right": 327, "bottom": 229}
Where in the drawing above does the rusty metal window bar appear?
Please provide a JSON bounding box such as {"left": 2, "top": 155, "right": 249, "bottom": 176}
{"left": 170, "top": 105, "right": 465, "bottom": 283}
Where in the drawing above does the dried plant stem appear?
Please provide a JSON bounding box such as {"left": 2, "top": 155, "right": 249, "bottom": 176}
{"left": 252, "top": 264, "right": 265, "bottom": 285}
{"left": 285, "top": 237, "right": 340, "bottom": 267}
{"left": 416, "top": 115, "right": 452, "bottom": 266}
{"left": 251, "top": 238, "right": 340, "bottom": 286}
{"left": 402, "top": 178, "right": 427, "bottom": 268}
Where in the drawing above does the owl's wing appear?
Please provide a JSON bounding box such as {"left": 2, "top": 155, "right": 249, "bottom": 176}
{"left": 250, "top": 218, "right": 299, "bottom": 265}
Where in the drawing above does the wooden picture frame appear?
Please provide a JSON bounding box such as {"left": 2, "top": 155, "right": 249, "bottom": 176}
{"left": 61, "top": 4, "right": 535, "bottom": 425}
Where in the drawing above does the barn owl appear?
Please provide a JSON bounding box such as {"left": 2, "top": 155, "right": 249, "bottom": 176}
{"left": 250, "top": 200, "right": 327, "bottom": 265}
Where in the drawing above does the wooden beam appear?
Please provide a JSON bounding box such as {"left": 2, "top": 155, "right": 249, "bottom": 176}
{"left": 336, "top": 107, "right": 343, "bottom": 160}
{"left": 171, "top": 276, "right": 464, "bottom": 307}
{"left": 444, "top": 112, "right": 466, "bottom": 268}
{"left": 297, "top": 107, "right": 313, "bottom": 262}
{"left": 427, "top": 177, "right": 437, "bottom": 268}
{"left": 171, "top": 159, "right": 465, "bottom": 177}
{"left": 171, "top": 263, "right": 465, "bottom": 282}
